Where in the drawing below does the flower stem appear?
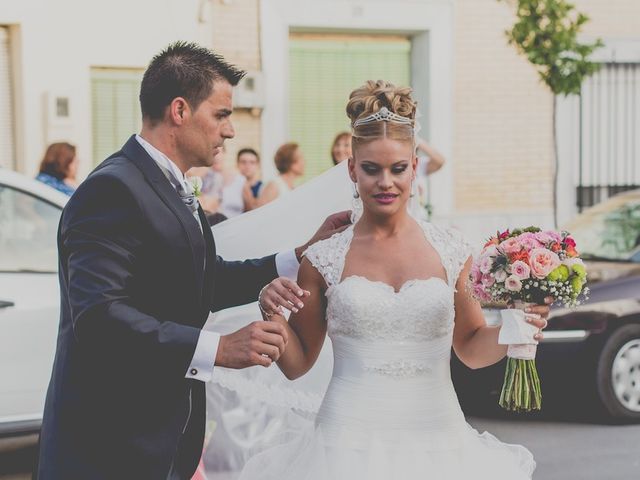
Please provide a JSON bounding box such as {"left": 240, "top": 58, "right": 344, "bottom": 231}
{"left": 499, "top": 358, "right": 542, "bottom": 412}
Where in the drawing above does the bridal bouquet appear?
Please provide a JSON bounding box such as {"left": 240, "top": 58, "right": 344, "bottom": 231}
{"left": 469, "top": 227, "right": 588, "bottom": 412}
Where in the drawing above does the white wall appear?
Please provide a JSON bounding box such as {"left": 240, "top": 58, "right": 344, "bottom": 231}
{"left": 260, "top": 0, "right": 456, "bottom": 217}
{"left": 0, "top": 0, "right": 210, "bottom": 177}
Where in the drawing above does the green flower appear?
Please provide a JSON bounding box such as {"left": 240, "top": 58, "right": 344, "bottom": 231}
{"left": 572, "top": 263, "right": 587, "bottom": 280}
{"left": 547, "top": 265, "right": 570, "bottom": 282}
{"left": 571, "top": 276, "right": 584, "bottom": 295}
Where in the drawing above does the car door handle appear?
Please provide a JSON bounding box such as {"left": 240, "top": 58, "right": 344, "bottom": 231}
{"left": 0, "top": 300, "right": 15, "bottom": 309}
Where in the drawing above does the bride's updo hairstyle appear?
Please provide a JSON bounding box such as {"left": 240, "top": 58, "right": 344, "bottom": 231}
{"left": 346, "top": 80, "right": 417, "bottom": 148}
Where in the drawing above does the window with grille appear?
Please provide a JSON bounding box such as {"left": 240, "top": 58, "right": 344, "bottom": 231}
{"left": 577, "top": 62, "right": 640, "bottom": 210}
{"left": 0, "top": 27, "right": 15, "bottom": 170}
{"left": 289, "top": 33, "right": 411, "bottom": 181}
{"left": 91, "top": 68, "right": 143, "bottom": 166}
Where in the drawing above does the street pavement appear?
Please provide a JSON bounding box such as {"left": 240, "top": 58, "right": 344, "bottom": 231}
{"left": 1, "top": 420, "right": 638, "bottom": 479}
{"left": 468, "top": 416, "right": 640, "bottom": 480}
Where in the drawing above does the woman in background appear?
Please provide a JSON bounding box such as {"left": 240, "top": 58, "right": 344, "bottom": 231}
{"left": 36, "top": 142, "right": 79, "bottom": 196}
{"left": 238, "top": 148, "right": 264, "bottom": 212}
{"left": 238, "top": 148, "right": 263, "bottom": 198}
{"left": 256, "top": 142, "right": 305, "bottom": 207}
{"left": 330, "top": 131, "right": 352, "bottom": 165}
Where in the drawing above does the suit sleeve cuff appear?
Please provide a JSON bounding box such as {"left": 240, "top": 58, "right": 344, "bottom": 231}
{"left": 275, "top": 249, "right": 300, "bottom": 281}
{"left": 185, "top": 330, "right": 220, "bottom": 382}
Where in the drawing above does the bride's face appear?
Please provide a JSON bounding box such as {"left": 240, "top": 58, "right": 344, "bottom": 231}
{"left": 348, "top": 138, "right": 417, "bottom": 218}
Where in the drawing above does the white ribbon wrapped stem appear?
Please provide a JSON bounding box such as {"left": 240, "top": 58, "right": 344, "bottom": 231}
{"left": 498, "top": 308, "right": 539, "bottom": 360}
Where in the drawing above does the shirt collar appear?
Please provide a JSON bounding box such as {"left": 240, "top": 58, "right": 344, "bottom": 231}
{"left": 135, "top": 134, "right": 188, "bottom": 191}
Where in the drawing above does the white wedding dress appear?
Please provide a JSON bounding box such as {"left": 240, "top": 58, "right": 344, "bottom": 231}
{"left": 229, "top": 220, "right": 535, "bottom": 479}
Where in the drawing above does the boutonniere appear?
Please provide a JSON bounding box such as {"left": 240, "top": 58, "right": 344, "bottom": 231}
{"left": 188, "top": 176, "right": 203, "bottom": 198}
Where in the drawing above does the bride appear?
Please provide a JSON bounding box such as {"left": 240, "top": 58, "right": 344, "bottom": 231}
{"left": 206, "top": 80, "right": 550, "bottom": 479}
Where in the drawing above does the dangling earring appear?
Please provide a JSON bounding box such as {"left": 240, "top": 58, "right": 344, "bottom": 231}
{"left": 410, "top": 178, "right": 416, "bottom": 198}
{"left": 351, "top": 182, "right": 363, "bottom": 224}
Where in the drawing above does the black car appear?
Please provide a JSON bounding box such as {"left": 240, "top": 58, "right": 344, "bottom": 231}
{"left": 452, "top": 189, "right": 640, "bottom": 423}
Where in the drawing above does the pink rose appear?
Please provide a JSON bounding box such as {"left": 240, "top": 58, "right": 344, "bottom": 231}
{"left": 470, "top": 263, "right": 482, "bottom": 283}
{"left": 517, "top": 232, "right": 544, "bottom": 250}
{"left": 535, "top": 231, "right": 561, "bottom": 245}
{"left": 510, "top": 260, "right": 531, "bottom": 280}
{"left": 529, "top": 248, "right": 561, "bottom": 279}
{"left": 500, "top": 237, "right": 522, "bottom": 254}
{"left": 474, "top": 285, "right": 492, "bottom": 302}
{"left": 479, "top": 255, "right": 494, "bottom": 274}
{"left": 470, "top": 264, "right": 483, "bottom": 285}
{"left": 505, "top": 275, "right": 522, "bottom": 292}
{"left": 481, "top": 274, "right": 495, "bottom": 288}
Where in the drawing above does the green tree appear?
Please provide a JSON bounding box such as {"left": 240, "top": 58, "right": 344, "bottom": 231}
{"left": 499, "top": 0, "right": 603, "bottom": 226}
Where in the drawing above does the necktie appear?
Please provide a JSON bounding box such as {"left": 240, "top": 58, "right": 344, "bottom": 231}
{"left": 176, "top": 179, "right": 199, "bottom": 216}
{"left": 155, "top": 162, "right": 202, "bottom": 232}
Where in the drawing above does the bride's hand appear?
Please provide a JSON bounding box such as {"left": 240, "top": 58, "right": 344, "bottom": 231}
{"left": 510, "top": 296, "right": 553, "bottom": 341}
{"left": 259, "top": 277, "right": 310, "bottom": 318}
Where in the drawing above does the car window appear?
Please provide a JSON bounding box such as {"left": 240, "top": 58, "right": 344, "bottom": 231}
{"left": 0, "top": 185, "right": 62, "bottom": 272}
{"left": 567, "top": 195, "right": 640, "bottom": 261}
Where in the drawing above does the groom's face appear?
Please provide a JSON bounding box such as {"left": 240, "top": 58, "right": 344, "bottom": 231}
{"left": 178, "top": 80, "right": 235, "bottom": 169}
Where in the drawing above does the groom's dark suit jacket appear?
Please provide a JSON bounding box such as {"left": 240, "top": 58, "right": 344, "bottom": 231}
{"left": 37, "top": 136, "right": 278, "bottom": 479}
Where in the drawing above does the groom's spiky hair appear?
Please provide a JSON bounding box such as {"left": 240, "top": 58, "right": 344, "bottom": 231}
{"left": 140, "top": 41, "right": 246, "bottom": 122}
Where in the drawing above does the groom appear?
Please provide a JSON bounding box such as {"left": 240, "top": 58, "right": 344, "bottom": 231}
{"left": 37, "top": 42, "right": 348, "bottom": 479}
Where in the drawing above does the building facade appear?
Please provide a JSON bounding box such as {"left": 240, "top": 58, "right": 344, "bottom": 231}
{"left": 1, "top": 0, "right": 638, "bottom": 244}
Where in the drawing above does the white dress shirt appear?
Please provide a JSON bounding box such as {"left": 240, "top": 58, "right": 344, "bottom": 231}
{"left": 135, "top": 135, "right": 300, "bottom": 382}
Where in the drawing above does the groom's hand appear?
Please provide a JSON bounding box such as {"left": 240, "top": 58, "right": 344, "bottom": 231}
{"left": 294, "top": 210, "right": 351, "bottom": 262}
{"left": 215, "top": 321, "right": 289, "bottom": 368}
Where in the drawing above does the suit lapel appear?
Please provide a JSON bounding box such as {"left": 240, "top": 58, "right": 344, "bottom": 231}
{"left": 199, "top": 206, "right": 216, "bottom": 313}
{"left": 121, "top": 135, "right": 206, "bottom": 295}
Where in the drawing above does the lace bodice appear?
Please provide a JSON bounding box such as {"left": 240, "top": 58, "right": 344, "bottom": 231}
{"left": 326, "top": 276, "right": 454, "bottom": 341}
{"left": 304, "top": 220, "right": 472, "bottom": 343}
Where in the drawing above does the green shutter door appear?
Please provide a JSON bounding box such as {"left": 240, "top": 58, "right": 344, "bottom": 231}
{"left": 0, "top": 27, "right": 15, "bottom": 170}
{"left": 289, "top": 36, "right": 411, "bottom": 181}
{"left": 91, "top": 68, "right": 143, "bottom": 166}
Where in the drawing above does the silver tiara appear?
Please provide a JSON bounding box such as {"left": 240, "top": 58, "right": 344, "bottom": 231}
{"left": 352, "top": 107, "right": 413, "bottom": 128}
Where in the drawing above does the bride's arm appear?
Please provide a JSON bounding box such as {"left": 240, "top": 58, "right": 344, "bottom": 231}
{"left": 452, "top": 258, "right": 548, "bottom": 369}
{"left": 262, "top": 258, "right": 327, "bottom": 380}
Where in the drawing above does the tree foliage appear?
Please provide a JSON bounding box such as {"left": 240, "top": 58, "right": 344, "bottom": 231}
{"left": 499, "top": 0, "right": 603, "bottom": 96}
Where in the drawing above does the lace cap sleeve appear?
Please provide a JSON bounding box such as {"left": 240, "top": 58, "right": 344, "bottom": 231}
{"left": 302, "top": 227, "right": 353, "bottom": 287}
{"left": 421, "top": 221, "right": 473, "bottom": 291}
{"left": 447, "top": 227, "right": 473, "bottom": 289}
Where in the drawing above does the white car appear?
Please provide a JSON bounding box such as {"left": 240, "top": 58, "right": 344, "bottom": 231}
{"left": 0, "top": 168, "right": 68, "bottom": 436}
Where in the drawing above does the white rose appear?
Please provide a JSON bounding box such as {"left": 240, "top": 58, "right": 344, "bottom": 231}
{"left": 505, "top": 275, "right": 523, "bottom": 292}
{"left": 494, "top": 269, "right": 508, "bottom": 283}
